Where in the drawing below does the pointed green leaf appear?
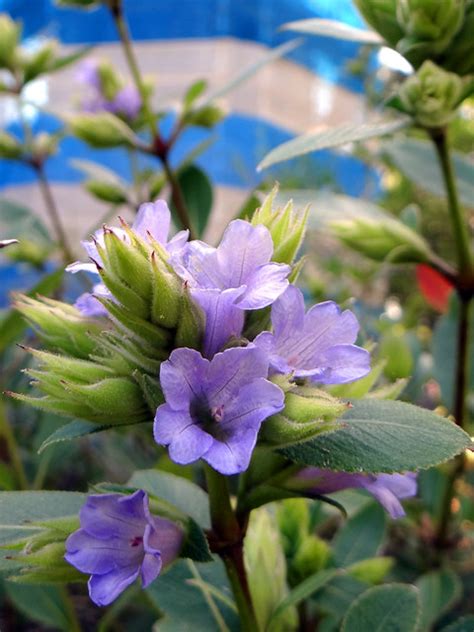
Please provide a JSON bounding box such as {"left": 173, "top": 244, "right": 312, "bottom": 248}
{"left": 37, "top": 419, "right": 115, "bottom": 454}
{"left": 279, "top": 400, "right": 471, "bottom": 473}
{"left": 4, "top": 584, "right": 76, "bottom": 632}
{"left": 333, "top": 503, "right": 386, "bottom": 567}
{"left": 416, "top": 569, "right": 462, "bottom": 630}
{"left": 258, "top": 118, "right": 410, "bottom": 171}
{"left": 282, "top": 18, "right": 383, "bottom": 44}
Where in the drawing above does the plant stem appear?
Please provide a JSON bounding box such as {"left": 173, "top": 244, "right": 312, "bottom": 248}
{"left": 0, "top": 396, "right": 28, "bottom": 489}
{"left": 34, "top": 162, "right": 73, "bottom": 264}
{"left": 430, "top": 128, "right": 474, "bottom": 281}
{"left": 429, "top": 126, "right": 473, "bottom": 549}
{"left": 108, "top": 0, "right": 196, "bottom": 238}
{"left": 204, "top": 466, "right": 259, "bottom": 630}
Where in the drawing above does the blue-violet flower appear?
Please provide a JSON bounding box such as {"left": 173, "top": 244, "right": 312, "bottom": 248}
{"left": 65, "top": 490, "right": 183, "bottom": 606}
{"left": 296, "top": 469, "right": 417, "bottom": 518}
{"left": 254, "top": 285, "right": 370, "bottom": 383}
{"left": 154, "top": 345, "right": 285, "bottom": 474}
{"left": 171, "top": 219, "right": 290, "bottom": 357}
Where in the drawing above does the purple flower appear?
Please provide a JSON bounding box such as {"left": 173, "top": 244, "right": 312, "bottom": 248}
{"left": 67, "top": 200, "right": 188, "bottom": 317}
{"left": 65, "top": 490, "right": 183, "bottom": 606}
{"left": 171, "top": 219, "right": 290, "bottom": 357}
{"left": 154, "top": 345, "right": 285, "bottom": 474}
{"left": 254, "top": 285, "right": 370, "bottom": 384}
{"left": 296, "top": 469, "right": 417, "bottom": 518}
{"left": 77, "top": 59, "right": 142, "bottom": 120}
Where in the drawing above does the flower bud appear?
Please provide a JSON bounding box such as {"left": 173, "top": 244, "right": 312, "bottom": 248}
{"left": 354, "top": 0, "right": 403, "bottom": 46}
{"left": 0, "top": 14, "right": 21, "bottom": 70}
{"left": 22, "top": 41, "right": 58, "bottom": 83}
{"left": 31, "top": 132, "right": 59, "bottom": 160}
{"left": 96, "top": 60, "right": 123, "bottom": 101}
{"left": 185, "top": 104, "right": 226, "bottom": 129}
{"left": 441, "top": 1, "right": 474, "bottom": 75}
{"left": 396, "top": 0, "right": 464, "bottom": 64}
{"left": 69, "top": 112, "right": 136, "bottom": 148}
{"left": 14, "top": 295, "right": 103, "bottom": 358}
{"left": 251, "top": 186, "right": 309, "bottom": 265}
{"left": 259, "top": 382, "right": 348, "bottom": 448}
{"left": 85, "top": 179, "right": 128, "bottom": 204}
{"left": 397, "top": 60, "right": 465, "bottom": 128}
{"left": 0, "top": 131, "right": 22, "bottom": 159}
{"left": 292, "top": 535, "right": 331, "bottom": 579}
{"left": 174, "top": 285, "right": 205, "bottom": 350}
{"left": 150, "top": 249, "right": 183, "bottom": 328}
{"left": 331, "top": 214, "right": 432, "bottom": 263}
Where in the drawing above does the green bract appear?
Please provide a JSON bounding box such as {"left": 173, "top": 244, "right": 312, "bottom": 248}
{"left": 354, "top": 0, "right": 403, "bottom": 46}
{"left": 0, "top": 14, "right": 20, "bottom": 70}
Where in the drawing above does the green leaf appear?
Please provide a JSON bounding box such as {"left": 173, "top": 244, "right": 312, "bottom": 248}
{"left": 4, "top": 583, "right": 75, "bottom": 631}
{"left": 0, "top": 268, "right": 64, "bottom": 353}
{"left": 382, "top": 138, "right": 474, "bottom": 208}
{"left": 341, "top": 584, "right": 420, "bottom": 632}
{"left": 269, "top": 569, "right": 337, "bottom": 626}
{"left": 128, "top": 469, "right": 210, "bottom": 528}
{"left": 48, "top": 45, "right": 93, "bottom": 73}
{"left": 316, "top": 575, "right": 368, "bottom": 618}
{"left": 147, "top": 559, "right": 239, "bottom": 631}
{"left": 347, "top": 557, "right": 393, "bottom": 585}
{"left": 279, "top": 399, "right": 471, "bottom": 473}
{"left": 201, "top": 39, "right": 301, "bottom": 106}
{"left": 183, "top": 79, "right": 207, "bottom": 109}
{"left": 282, "top": 18, "right": 383, "bottom": 44}
{"left": 181, "top": 519, "right": 212, "bottom": 563}
{"left": 432, "top": 297, "right": 474, "bottom": 409}
{"left": 333, "top": 503, "right": 386, "bottom": 567}
{"left": 258, "top": 118, "right": 410, "bottom": 171}
{"left": 37, "top": 419, "right": 113, "bottom": 454}
{"left": 0, "top": 198, "right": 51, "bottom": 243}
{"left": 440, "top": 616, "right": 474, "bottom": 632}
{"left": 172, "top": 165, "right": 213, "bottom": 237}
{"left": 416, "top": 569, "right": 462, "bottom": 631}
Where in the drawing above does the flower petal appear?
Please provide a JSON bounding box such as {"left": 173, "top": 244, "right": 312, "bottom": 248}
{"left": 159, "top": 349, "right": 209, "bottom": 410}
{"left": 202, "top": 428, "right": 259, "bottom": 475}
{"left": 304, "top": 344, "right": 371, "bottom": 384}
{"left": 88, "top": 566, "right": 140, "bottom": 606}
{"left": 65, "top": 529, "right": 140, "bottom": 574}
{"left": 133, "top": 200, "right": 171, "bottom": 244}
{"left": 146, "top": 517, "right": 183, "bottom": 568}
{"left": 78, "top": 491, "right": 147, "bottom": 539}
{"left": 238, "top": 263, "right": 290, "bottom": 310}
{"left": 270, "top": 285, "right": 306, "bottom": 339}
{"left": 168, "top": 424, "right": 213, "bottom": 465}
{"left": 154, "top": 405, "right": 196, "bottom": 445}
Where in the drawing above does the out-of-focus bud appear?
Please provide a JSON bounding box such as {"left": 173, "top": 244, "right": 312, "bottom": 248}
{"left": 259, "top": 381, "right": 348, "bottom": 447}
{"left": 14, "top": 295, "right": 103, "bottom": 359}
{"left": 348, "top": 557, "right": 394, "bottom": 584}
{"left": 85, "top": 179, "right": 128, "bottom": 204}
{"left": 31, "top": 132, "right": 59, "bottom": 160}
{"left": 97, "top": 60, "right": 123, "bottom": 101}
{"left": 441, "top": 0, "right": 474, "bottom": 75}
{"left": 0, "top": 14, "right": 21, "bottom": 70}
{"left": 331, "top": 213, "right": 432, "bottom": 263}
{"left": 4, "top": 239, "right": 50, "bottom": 266}
{"left": 380, "top": 329, "right": 414, "bottom": 379}
{"left": 292, "top": 535, "right": 331, "bottom": 580}
{"left": 0, "top": 131, "right": 22, "bottom": 159}
{"left": 397, "top": 61, "right": 465, "bottom": 128}
{"left": 396, "top": 0, "right": 464, "bottom": 64}
{"left": 69, "top": 112, "right": 136, "bottom": 148}
{"left": 185, "top": 104, "right": 226, "bottom": 129}
{"left": 22, "top": 41, "right": 58, "bottom": 83}
{"left": 354, "top": 0, "right": 403, "bottom": 46}
{"left": 55, "top": 0, "right": 101, "bottom": 7}
{"left": 251, "top": 186, "right": 309, "bottom": 265}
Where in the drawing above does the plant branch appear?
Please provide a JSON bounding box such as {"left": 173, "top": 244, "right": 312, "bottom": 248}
{"left": 160, "top": 154, "right": 196, "bottom": 238}
{"left": 33, "top": 161, "right": 73, "bottom": 264}
{"left": 0, "top": 396, "right": 28, "bottom": 490}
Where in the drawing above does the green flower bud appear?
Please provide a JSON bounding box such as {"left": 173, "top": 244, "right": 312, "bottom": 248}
{"left": 14, "top": 295, "right": 102, "bottom": 358}
{"left": 396, "top": 0, "right": 464, "bottom": 64}
{"left": 0, "top": 130, "right": 22, "bottom": 159}
{"left": 97, "top": 60, "right": 123, "bottom": 101}
{"left": 260, "top": 381, "right": 348, "bottom": 448}
{"left": 0, "top": 14, "right": 21, "bottom": 70}
{"left": 174, "top": 286, "right": 205, "bottom": 350}
{"left": 69, "top": 112, "right": 136, "bottom": 148}
{"left": 331, "top": 213, "right": 432, "bottom": 262}
{"left": 22, "top": 41, "right": 58, "bottom": 83}
{"left": 441, "top": 0, "right": 474, "bottom": 74}
{"left": 251, "top": 186, "right": 309, "bottom": 265}
{"left": 31, "top": 132, "right": 59, "bottom": 160}
{"left": 85, "top": 180, "right": 128, "bottom": 205}
{"left": 277, "top": 498, "right": 310, "bottom": 556}
{"left": 150, "top": 249, "right": 183, "bottom": 328}
{"left": 354, "top": 0, "right": 404, "bottom": 46}
{"left": 293, "top": 535, "right": 331, "bottom": 580}
{"left": 348, "top": 557, "right": 394, "bottom": 584}
{"left": 185, "top": 104, "right": 226, "bottom": 129}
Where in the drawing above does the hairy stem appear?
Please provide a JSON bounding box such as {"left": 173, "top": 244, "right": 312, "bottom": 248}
{"left": 160, "top": 154, "right": 196, "bottom": 239}
{"left": 34, "top": 162, "right": 73, "bottom": 264}
{"left": 204, "top": 466, "right": 259, "bottom": 630}
{"left": 0, "top": 396, "right": 28, "bottom": 489}
{"left": 429, "top": 127, "right": 473, "bottom": 548}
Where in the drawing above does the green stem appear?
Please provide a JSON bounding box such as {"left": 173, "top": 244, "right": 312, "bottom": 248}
{"left": 430, "top": 128, "right": 474, "bottom": 281}
{"left": 0, "top": 396, "right": 28, "bottom": 489}
{"left": 429, "top": 126, "right": 473, "bottom": 549}
{"left": 59, "top": 586, "right": 82, "bottom": 632}
{"left": 161, "top": 154, "right": 196, "bottom": 239}
{"left": 204, "top": 466, "right": 259, "bottom": 631}
{"left": 34, "top": 162, "right": 73, "bottom": 264}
